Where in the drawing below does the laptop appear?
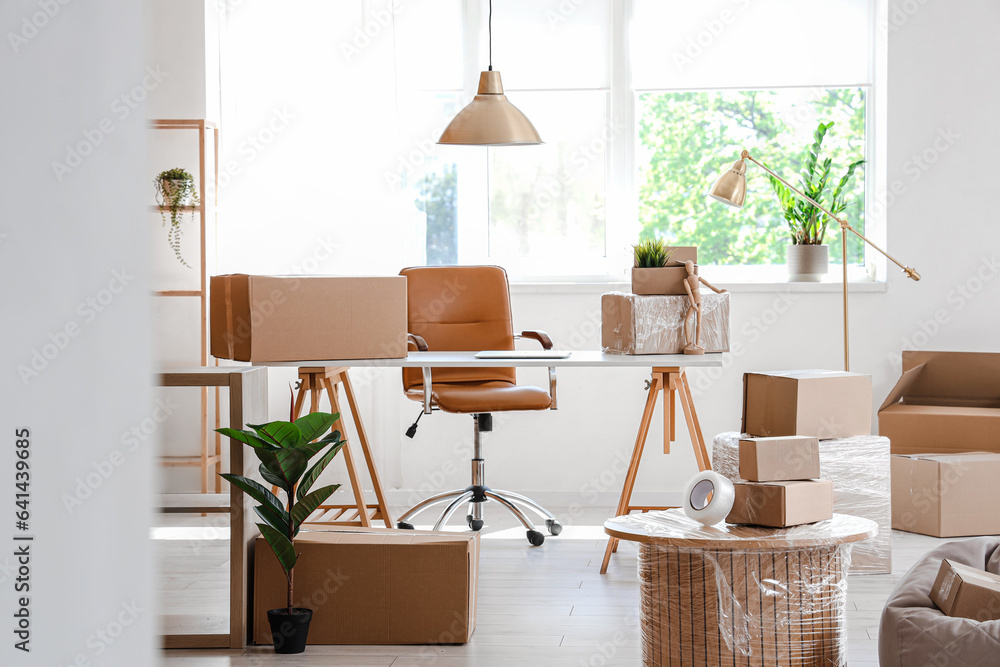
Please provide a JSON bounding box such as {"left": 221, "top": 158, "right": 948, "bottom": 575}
{"left": 474, "top": 350, "right": 572, "bottom": 360}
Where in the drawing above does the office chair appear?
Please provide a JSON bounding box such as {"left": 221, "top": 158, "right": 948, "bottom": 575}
{"left": 396, "top": 265, "right": 562, "bottom": 546}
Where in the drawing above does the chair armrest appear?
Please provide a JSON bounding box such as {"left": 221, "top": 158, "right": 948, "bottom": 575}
{"left": 407, "top": 333, "right": 429, "bottom": 351}
{"left": 517, "top": 330, "right": 553, "bottom": 350}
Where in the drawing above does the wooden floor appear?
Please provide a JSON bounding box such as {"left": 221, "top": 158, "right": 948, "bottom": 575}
{"left": 158, "top": 506, "right": 956, "bottom": 666}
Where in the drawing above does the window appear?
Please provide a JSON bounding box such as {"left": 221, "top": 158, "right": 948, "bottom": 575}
{"left": 401, "top": 0, "right": 881, "bottom": 281}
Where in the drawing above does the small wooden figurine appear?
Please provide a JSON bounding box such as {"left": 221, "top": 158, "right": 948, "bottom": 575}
{"left": 682, "top": 260, "right": 727, "bottom": 355}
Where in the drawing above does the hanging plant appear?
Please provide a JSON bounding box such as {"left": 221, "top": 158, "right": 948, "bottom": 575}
{"left": 154, "top": 168, "right": 200, "bottom": 268}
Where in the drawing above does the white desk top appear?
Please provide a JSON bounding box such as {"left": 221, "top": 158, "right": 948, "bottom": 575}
{"left": 256, "top": 350, "right": 725, "bottom": 369}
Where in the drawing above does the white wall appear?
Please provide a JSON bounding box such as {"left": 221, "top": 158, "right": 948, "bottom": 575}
{"left": 0, "top": 1, "right": 156, "bottom": 665}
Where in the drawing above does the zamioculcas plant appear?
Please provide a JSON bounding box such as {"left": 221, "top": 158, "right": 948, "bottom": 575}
{"left": 768, "top": 121, "right": 865, "bottom": 245}
{"left": 216, "top": 399, "right": 345, "bottom": 653}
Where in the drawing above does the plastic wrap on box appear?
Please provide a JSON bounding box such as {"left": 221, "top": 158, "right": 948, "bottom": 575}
{"left": 602, "top": 291, "right": 730, "bottom": 355}
{"left": 713, "top": 431, "right": 891, "bottom": 574}
{"left": 609, "top": 510, "right": 875, "bottom": 666}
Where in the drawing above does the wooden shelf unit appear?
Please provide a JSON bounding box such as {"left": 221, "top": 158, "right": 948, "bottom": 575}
{"left": 151, "top": 119, "right": 221, "bottom": 493}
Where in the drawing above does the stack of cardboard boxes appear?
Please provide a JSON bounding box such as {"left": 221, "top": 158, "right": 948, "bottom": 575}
{"left": 881, "top": 351, "right": 1000, "bottom": 538}
{"left": 726, "top": 436, "right": 833, "bottom": 527}
{"left": 713, "top": 370, "right": 892, "bottom": 574}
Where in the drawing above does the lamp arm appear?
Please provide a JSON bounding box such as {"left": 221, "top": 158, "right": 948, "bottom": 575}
{"left": 742, "top": 151, "right": 920, "bottom": 281}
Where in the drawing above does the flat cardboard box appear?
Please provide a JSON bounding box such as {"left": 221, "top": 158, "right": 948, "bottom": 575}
{"left": 742, "top": 370, "right": 872, "bottom": 439}
{"left": 878, "top": 351, "right": 1000, "bottom": 455}
{"left": 211, "top": 274, "right": 407, "bottom": 362}
{"left": 890, "top": 452, "right": 1000, "bottom": 537}
{"left": 254, "top": 528, "right": 478, "bottom": 645}
{"left": 602, "top": 291, "right": 730, "bottom": 355}
{"left": 739, "top": 436, "right": 821, "bottom": 481}
{"left": 727, "top": 479, "right": 834, "bottom": 528}
{"left": 930, "top": 559, "right": 1000, "bottom": 621}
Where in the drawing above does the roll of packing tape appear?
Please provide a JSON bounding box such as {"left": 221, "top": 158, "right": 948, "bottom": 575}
{"left": 682, "top": 470, "right": 736, "bottom": 526}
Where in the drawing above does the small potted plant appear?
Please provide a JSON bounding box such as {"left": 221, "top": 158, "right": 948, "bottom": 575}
{"left": 631, "top": 238, "right": 698, "bottom": 295}
{"left": 769, "top": 121, "right": 865, "bottom": 282}
{"left": 154, "top": 167, "right": 200, "bottom": 268}
{"left": 216, "top": 404, "right": 345, "bottom": 654}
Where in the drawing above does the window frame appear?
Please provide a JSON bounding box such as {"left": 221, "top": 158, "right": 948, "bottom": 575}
{"left": 445, "top": 0, "right": 886, "bottom": 284}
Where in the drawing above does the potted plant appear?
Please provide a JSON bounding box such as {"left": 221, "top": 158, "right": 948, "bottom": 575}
{"left": 154, "top": 168, "right": 200, "bottom": 268}
{"left": 630, "top": 238, "right": 698, "bottom": 295}
{"left": 769, "top": 121, "right": 865, "bottom": 282}
{"left": 216, "top": 405, "right": 345, "bottom": 654}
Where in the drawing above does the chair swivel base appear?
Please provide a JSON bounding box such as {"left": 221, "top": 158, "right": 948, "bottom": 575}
{"left": 396, "top": 484, "right": 562, "bottom": 547}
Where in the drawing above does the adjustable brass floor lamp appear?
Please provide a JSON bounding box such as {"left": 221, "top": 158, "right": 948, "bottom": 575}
{"left": 708, "top": 150, "right": 920, "bottom": 371}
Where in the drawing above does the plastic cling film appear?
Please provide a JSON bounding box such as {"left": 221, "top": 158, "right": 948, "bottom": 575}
{"left": 602, "top": 291, "right": 730, "bottom": 355}
{"left": 638, "top": 541, "right": 853, "bottom": 666}
{"left": 713, "top": 432, "right": 892, "bottom": 574}
{"left": 683, "top": 471, "right": 736, "bottom": 526}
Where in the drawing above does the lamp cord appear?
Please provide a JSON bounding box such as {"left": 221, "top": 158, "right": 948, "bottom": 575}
{"left": 488, "top": 0, "right": 493, "bottom": 71}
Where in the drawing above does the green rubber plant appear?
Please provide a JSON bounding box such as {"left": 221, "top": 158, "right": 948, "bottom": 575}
{"left": 216, "top": 401, "right": 345, "bottom": 614}
{"left": 768, "top": 121, "right": 865, "bottom": 245}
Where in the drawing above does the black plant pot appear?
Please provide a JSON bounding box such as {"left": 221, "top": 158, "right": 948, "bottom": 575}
{"left": 266, "top": 608, "right": 313, "bottom": 654}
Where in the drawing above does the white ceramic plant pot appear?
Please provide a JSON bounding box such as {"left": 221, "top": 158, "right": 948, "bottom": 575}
{"left": 787, "top": 244, "right": 829, "bottom": 282}
{"left": 161, "top": 178, "right": 192, "bottom": 207}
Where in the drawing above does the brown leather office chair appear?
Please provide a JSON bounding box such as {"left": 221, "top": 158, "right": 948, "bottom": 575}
{"left": 396, "top": 265, "right": 561, "bottom": 546}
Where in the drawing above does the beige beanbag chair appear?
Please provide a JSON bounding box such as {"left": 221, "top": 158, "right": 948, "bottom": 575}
{"left": 879, "top": 537, "right": 1000, "bottom": 667}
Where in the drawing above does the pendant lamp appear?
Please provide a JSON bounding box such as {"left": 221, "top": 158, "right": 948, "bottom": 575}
{"left": 438, "top": 0, "right": 542, "bottom": 146}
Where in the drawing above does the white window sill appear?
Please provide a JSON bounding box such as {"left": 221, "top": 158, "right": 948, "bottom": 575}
{"left": 509, "top": 279, "right": 888, "bottom": 295}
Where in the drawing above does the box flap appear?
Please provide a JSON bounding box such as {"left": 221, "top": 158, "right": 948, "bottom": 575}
{"left": 900, "top": 351, "right": 1000, "bottom": 405}
{"left": 893, "top": 452, "right": 1000, "bottom": 463}
{"left": 879, "top": 363, "right": 926, "bottom": 412}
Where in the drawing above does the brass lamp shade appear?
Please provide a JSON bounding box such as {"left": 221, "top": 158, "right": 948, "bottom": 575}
{"left": 707, "top": 159, "right": 747, "bottom": 208}
{"left": 438, "top": 71, "right": 542, "bottom": 146}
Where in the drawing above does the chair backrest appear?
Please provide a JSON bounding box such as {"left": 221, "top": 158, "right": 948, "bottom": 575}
{"left": 401, "top": 265, "right": 516, "bottom": 391}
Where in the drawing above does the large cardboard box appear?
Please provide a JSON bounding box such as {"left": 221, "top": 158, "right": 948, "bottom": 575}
{"left": 742, "top": 370, "right": 872, "bottom": 438}
{"left": 211, "top": 274, "right": 407, "bottom": 362}
{"left": 714, "top": 432, "right": 891, "bottom": 574}
{"left": 739, "top": 436, "right": 821, "bottom": 482}
{"left": 878, "top": 351, "right": 1000, "bottom": 455}
{"left": 890, "top": 452, "right": 1000, "bottom": 537}
{"left": 602, "top": 291, "right": 730, "bottom": 355}
{"left": 930, "top": 559, "right": 1000, "bottom": 622}
{"left": 726, "top": 480, "right": 833, "bottom": 528}
{"left": 254, "top": 529, "right": 478, "bottom": 645}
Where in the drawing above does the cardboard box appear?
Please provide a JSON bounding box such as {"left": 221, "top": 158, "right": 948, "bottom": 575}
{"left": 211, "top": 274, "right": 407, "bottom": 362}
{"left": 726, "top": 479, "right": 833, "bottom": 527}
{"left": 742, "top": 370, "right": 872, "bottom": 439}
{"left": 930, "top": 559, "right": 1000, "bottom": 622}
{"left": 739, "top": 436, "right": 821, "bottom": 481}
{"left": 890, "top": 452, "right": 1000, "bottom": 537}
{"left": 254, "top": 529, "right": 478, "bottom": 645}
{"left": 878, "top": 351, "right": 1000, "bottom": 455}
{"left": 631, "top": 265, "right": 695, "bottom": 296}
{"left": 602, "top": 291, "right": 730, "bottom": 355}
{"left": 714, "top": 432, "right": 891, "bottom": 574}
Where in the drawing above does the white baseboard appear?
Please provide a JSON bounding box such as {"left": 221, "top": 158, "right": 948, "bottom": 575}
{"left": 380, "top": 488, "right": 685, "bottom": 512}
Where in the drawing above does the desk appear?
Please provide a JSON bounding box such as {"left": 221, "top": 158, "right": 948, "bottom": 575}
{"left": 260, "top": 352, "right": 724, "bottom": 567}
{"left": 605, "top": 510, "right": 877, "bottom": 666}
